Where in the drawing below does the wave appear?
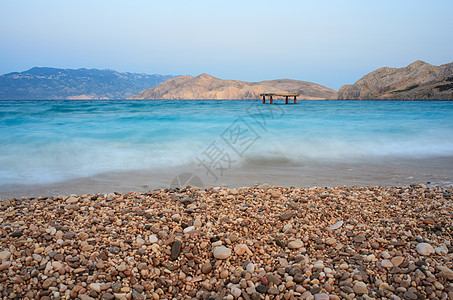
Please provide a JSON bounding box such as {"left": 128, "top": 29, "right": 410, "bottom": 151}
{"left": 1, "top": 100, "right": 453, "bottom": 186}
{"left": 2, "top": 132, "right": 452, "bottom": 186}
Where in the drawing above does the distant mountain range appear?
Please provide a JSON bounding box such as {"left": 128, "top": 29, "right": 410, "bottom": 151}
{"left": 0, "top": 67, "right": 177, "bottom": 100}
{"left": 335, "top": 61, "right": 453, "bottom": 100}
{"left": 2, "top": 61, "right": 452, "bottom": 100}
{"left": 129, "top": 73, "right": 336, "bottom": 100}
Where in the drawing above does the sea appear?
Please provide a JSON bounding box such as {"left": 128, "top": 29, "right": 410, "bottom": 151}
{"left": 1, "top": 100, "right": 453, "bottom": 195}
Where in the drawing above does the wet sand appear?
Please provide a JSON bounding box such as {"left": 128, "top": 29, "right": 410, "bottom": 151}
{"left": 1, "top": 156, "right": 452, "bottom": 199}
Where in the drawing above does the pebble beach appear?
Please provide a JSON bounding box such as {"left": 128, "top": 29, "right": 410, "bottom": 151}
{"left": 1, "top": 184, "right": 452, "bottom": 300}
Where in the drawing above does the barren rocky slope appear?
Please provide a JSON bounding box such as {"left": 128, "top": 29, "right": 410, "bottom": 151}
{"left": 0, "top": 67, "right": 176, "bottom": 100}
{"left": 130, "top": 74, "right": 336, "bottom": 100}
{"left": 335, "top": 61, "right": 453, "bottom": 100}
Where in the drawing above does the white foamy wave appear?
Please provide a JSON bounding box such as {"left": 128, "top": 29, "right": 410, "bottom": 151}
{"left": 240, "top": 133, "right": 453, "bottom": 165}
{"left": 0, "top": 138, "right": 204, "bottom": 185}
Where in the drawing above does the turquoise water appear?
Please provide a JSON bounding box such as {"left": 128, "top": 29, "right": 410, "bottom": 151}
{"left": 1, "top": 100, "right": 453, "bottom": 186}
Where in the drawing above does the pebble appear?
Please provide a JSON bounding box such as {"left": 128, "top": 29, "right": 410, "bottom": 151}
{"left": 102, "top": 292, "right": 114, "bottom": 300}
{"left": 283, "top": 224, "right": 293, "bottom": 232}
{"left": 10, "top": 231, "right": 23, "bottom": 237}
{"left": 279, "top": 212, "right": 294, "bottom": 221}
{"left": 180, "top": 197, "right": 194, "bottom": 205}
{"left": 256, "top": 284, "right": 267, "bottom": 293}
{"left": 89, "top": 283, "right": 101, "bottom": 293}
{"left": 183, "top": 226, "right": 195, "bottom": 233}
{"left": 353, "top": 281, "right": 368, "bottom": 295}
{"left": 381, "top": 259, "right": 393, "bottom": 268}
{"left": 434, "top": 245, "right": 448, "bottom": 255}
{"left": 231, "top": 286, "right": 242, "bottom": 298}
{"left": 314, "top": 293, "right": 330, "bottom": 300}
{"left": 246, "top": 263, "right": 255, "bottom": 273}
{"left": 234, "top": 244, "right": 247, "bottom": 255}
{"left": 112, "top": 283, "right": 122, "bottom": 293}
{"left": 325, "top": 238, "right": 337, "bottom": 245}
{"left": 391, "top": 256, "right": 404, "bottom": 267}
{"left": 201, "top": 262, "right": 212, "bottom": 274}
{"left": 117, "top": 264, "right": 128, "bottom": 272}
{"left": 66, "top": 196, "right": 78, "bottom": 203}
{"left": 213, "top": 246, "right": 231, "bottom": 259}
{"left": 136, "top": 237, "right": 145, "bottom": 246}
{"left": 193, "top": 218, "right": 202, "bottom": 228}
{"left": 328, "top": 220, "right": 343, "bottom": 230}
{"left": 0, "top": 262, "right": 10, "bottom": 271}
{"left": 266, "top": 274, "right": 281, "bottom": 285}
{"left": 288, "top": 239, "right": 304, "bottom": 249}
{"left": 268, "top": 286, "right": 279, "bottom": 295}
{"left": 82, "top": 244, "right": 94, "bottom": 251}
{"left": 0, "top": 250, "right": 11, "bottom": 260}
{"left": 437, "top": 266, "right": 453, "bottom": 280}
{"left": 149, "top": 234, "right": 158, "bottom": 243}
{"left": 0, "top": 185, "right": 451, "bottom": 299}
{"left": 416, "top": 243, "right": 435, "bottom": 256}
{"left": 402, "top": 291, "right": 417, "bottom": 300}
{"left": 42, "top": 277, "right": 55, "bottom": 289}
{"left": 171, "top": 240, "right": 182, "bottom": 260}
{"left": 131, "top": 291, "right": 145, "bottom": 300}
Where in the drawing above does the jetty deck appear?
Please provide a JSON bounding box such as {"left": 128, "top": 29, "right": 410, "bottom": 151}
{"left": 260, "top": 93, "right": 300, "bottom": 104}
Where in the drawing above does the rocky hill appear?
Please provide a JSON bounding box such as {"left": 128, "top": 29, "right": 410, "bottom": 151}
{"left": 335, "top": 61, "right": 453, "bottom": 100}
{"left": 129, "top": 73, "right": 336, "bottom": 100}
{"left": 0, "top": 67, "right": 176, "bottom": 100}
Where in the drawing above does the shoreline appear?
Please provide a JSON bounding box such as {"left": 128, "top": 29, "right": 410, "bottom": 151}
{"left": 0, "top": 185, "right": 451, "bottom": 299}
{"left": 1, "top": 156, "right": 452, "bottom": 199}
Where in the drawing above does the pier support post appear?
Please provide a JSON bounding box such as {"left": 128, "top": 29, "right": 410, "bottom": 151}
{"left": 270, "top": 95, "right": 273, "bottom": 104}
{"left": 294, "top": 96, "right": 297, "bottom": 104}
{"left": 262, "top": 95, "right": 266, "bottom": 104}
{"left": 285, "top": 96, "right": 288, "bottom": 104}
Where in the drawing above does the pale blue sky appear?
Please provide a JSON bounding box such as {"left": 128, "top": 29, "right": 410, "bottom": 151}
{"left": 1, "top": 0, "right": 452, "bottom": 89}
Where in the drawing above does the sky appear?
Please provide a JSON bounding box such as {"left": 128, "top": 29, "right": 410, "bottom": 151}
{"left": 1, "top": 0, "right": 452, "bottom": 90}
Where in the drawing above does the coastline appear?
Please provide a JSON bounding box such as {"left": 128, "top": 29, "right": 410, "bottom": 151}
{"left": 1, "top": 156, "right": 452, "bottom": 199}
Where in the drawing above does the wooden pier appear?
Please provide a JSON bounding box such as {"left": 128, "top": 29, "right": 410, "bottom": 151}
{"left": 260, "top": 93, "right": 300, "bottom": 104}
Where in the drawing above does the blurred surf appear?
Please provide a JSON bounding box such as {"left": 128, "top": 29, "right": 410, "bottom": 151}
{"left": 1, "top": 99, "right": 452, "bottom": 185}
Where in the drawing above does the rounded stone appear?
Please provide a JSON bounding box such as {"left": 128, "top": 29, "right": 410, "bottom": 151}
{"left": 117, "top": 264, "right": 128, "bottom": 272}
{"left": 391, "top": 256, "right": 404, "bottom": 267}
{"left": 246, "top": 263, "right": 255, "bottom": 273}
{"left": 437, "top": 266, "right": 453, "bottom": 280}
{"left": 234, "top": 244, "right": 247, "bottom": 255}
{"left": 194, "top": 219, "right": 202, "bottom": 228}
{"left": 353, "top": 281, "right": 368, "bottom": 295}
{"left": 82, "top": 244, "right": 94, "bottom": 252}
{"left": 314, "top": 293, "right": 330, "bottom": 300}
{"left": 89, "top": 283, "right": 101, "bottom": 293}
{"left": 325, "top": 238, "right": 337, "bottom": 245}
{"left": 183, "top": 226, "right": 195, "bottom": 233}
{"left": 416, "top": 243, "right": 435, "bottom": 256}
{"left": 149, "top": 235, "right": 158, "bottom": 243}
{"left": 231, "top": 286, "right": 241, "bottom": 298}
{"left": 201, "top": 262, "right": 212, "bottom": 274}
{"left": 288, "top": 239, "right": 304, "bottom": 249}
{"left": 0, "top": 250, "right": 11, "bottom": 260}
{"left": 0, "top": 262, "right": 10, "bottom": 271}
{"left": 381, "top": 259, "right": 393, "bottom": 268}
{"left": 66, "top": 197, "right": 78, "bottom": 204}
{"left": 328, "top": 220, "right": 343, "bottom": 230}
{"left": 213, "top": 246, "right": 231, "bottom": 259}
